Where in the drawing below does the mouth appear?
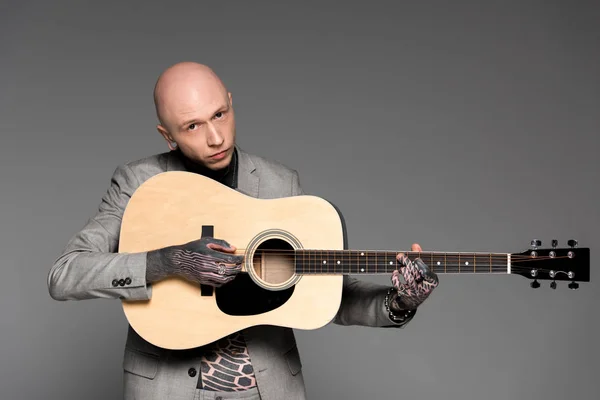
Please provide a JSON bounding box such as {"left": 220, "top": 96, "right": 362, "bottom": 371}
{"left": 209, "top": 148, "right": 229, "bottom": 160}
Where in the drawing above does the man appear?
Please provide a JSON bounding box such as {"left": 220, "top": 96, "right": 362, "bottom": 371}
{"left": 47, "top": 62, "right": 439, "bottom": 400}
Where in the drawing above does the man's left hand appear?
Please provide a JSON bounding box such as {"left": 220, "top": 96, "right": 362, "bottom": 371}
{"left": 390, "top": 243, "right": 439, "bottom": 311}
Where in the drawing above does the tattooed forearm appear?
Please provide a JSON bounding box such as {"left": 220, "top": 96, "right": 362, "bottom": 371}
{"left": 146, "top": 237, "right": 244, "bottom": 287}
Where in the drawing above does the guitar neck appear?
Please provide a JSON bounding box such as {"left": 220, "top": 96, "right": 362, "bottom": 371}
{"left": 293, "top": 250, "right": 510, "bottom": 275}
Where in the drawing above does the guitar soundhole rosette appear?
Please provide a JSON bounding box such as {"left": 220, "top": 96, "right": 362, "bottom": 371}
{"left": 244, "top": 229, "right": 303, "bottom": 291}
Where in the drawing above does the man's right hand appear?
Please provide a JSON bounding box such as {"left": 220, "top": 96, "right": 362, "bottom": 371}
{"left": 146, "top": 237, "right": 244, "bottom": 287}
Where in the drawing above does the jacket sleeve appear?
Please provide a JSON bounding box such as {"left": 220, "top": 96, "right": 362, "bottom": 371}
{"left": 47, "top": 164, "right": 152, "bottom": 301}
{"left": 291, "top": 170, "right": 415, "bottom": 328}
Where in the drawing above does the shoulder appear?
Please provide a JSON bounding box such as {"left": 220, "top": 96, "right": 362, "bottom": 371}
{"left": 107, "top": 151, "right": 171, "bottom": 192}
{"left": 237, "top": 147, "right": 303, "bottom": 196}
{"left": 239, "top": 147, "right": 299, "bottom": 179}
{"left": 124, "top": 151, "right": 171, "bottom": 175}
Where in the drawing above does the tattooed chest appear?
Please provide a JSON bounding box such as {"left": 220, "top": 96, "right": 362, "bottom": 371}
{"left": 200, "top": 332, "right": 257, "bottom": 391}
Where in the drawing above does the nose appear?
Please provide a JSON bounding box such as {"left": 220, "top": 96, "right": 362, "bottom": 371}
{"left": 206, "top": 123, "right": 224, "bottom": 147}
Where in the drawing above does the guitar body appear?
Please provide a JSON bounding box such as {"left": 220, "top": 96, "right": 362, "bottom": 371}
{"left": 120, "top": 171, "right": 345, "bottom": 350}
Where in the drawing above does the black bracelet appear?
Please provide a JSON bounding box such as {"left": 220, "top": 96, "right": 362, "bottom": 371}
{"left": 384, "top": 287, "right": 414, "bottom": 323}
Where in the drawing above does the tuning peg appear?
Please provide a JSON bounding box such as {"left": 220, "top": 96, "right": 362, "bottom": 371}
{"left": 568, "top": 239, "right": 578, "bottom": 248}
{"left": 550, "top": 281, "right": 557, "bottom": 289}
{"left": 530, "top": 239, "right": 541, "bottom": 249}
{"left": 551, "top": 239, "right": 558, "bottom": 248}
{"left": 530, "top": 279, "right": 540, "bottom": 288}
{"left": 568, "top": 281, "right": 579, "bottom": 290}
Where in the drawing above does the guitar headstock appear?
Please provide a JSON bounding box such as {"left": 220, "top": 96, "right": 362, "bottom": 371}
{"left": 511, "top": 239, "right": 590, "bottom": 289}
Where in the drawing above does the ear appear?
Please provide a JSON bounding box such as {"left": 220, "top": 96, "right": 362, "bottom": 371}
{"left": 157, "top": 124, "right": 177, "bottom": 150}
{"left": 228, "top": 92, "right": 233, "bottom": 105}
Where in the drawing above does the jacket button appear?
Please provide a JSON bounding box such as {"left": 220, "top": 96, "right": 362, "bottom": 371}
{"left": 188, "top": 367, "right": 197, "bottom": 377}
{"left": 112, "top": 279, "right": 119, "bottom": 287}
{"left": 118, "top": 279, "right": 125, "bottom": 286}
{"left": 125, "top": 277, "right": 132, "bottom": 285}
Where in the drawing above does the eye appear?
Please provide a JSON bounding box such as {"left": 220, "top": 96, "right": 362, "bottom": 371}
{"left": 188, "top": 123, "right": 197, "bottom": 130}
{"left": 214, "top": 111, "right": 223, "bottom": 119}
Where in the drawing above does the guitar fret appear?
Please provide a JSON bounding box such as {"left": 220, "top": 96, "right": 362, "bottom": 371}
{"left": 359, "top": 251, "right": 366, "bottom": 273}
{"left": 367, "top": 251, "right": 374, "bottom": 274}
{"left": 293, "top": 251, "right": 508, "bottom": 275}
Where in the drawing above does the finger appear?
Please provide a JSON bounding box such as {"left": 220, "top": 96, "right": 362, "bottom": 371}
{"left": 207, "top": 242, "right": 237, "bottom": 253}
{"left": 413, "top": 258, "right": 438, "bottom": 285}
{"left": 396, "top": 252, "right": 411, "bottom": 278}
{"left": 412, "top": 258, "right": 428, "bottom": 283}
{"left": 422, "top": 267, "right": 439, "bottom": 283}
{"left": 413, "top": 259, "right": 436, "bottom": 283}
{"left": 395, "top": 253, "right": 409, "bottom": 276}
{"left": 207, "top": 238, "right": 236, "bottom": 251}
{"left": 391, "top": 269, "right": 402, "bottom": 287}
{"left": 396, "top": 252, "right": 421, "bottom": 288}
{"left": 209, "top": 239, "right": 239, "bottom": 254}
{"left": 396, "top": 282, "right": 415, "bottom": 298}
{"left": 204, "top": 239, "right": 244, "bottom": 263}
{"left": 209, "top": 238, "right": 231, "bottom": 246}
{"left": 411, "top": 243, "right": 422, "bottom": 252}
{"left": 423, "top": 271, "right": 439, "bottom": 286}
{"left": 399, "top": 257, "right": 418, "bottom": 288}
{"left": 222, "top": 254, "right": 245, "bottom": 264}
{"left": 207, "top": 249, "right": 245, "bottom": 265}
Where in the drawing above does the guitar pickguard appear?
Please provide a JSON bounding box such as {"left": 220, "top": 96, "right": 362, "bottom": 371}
{"left": 215, "top": 273, "right": 295, "bottom": 316}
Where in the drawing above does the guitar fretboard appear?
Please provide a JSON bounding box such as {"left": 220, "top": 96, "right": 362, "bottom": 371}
{"left": 293, "top": 250, "right": 510, "bottom": 274}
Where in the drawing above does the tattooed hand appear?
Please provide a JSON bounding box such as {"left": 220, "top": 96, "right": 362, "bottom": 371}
{"left": 390, "top": 243, "right": 439, "bottom": 312}
{"left": 146, "top": 237, "right": 244, "bottom": 287}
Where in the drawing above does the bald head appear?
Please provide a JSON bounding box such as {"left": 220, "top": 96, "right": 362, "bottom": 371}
{"left": 153, "top": 62, "right": 237, "bottom": 171}
{"left": 153, "top": 62, "right": 229, "bottom": 129}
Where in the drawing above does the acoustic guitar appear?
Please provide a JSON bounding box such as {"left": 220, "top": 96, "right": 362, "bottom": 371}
{"left": 119, "top": 171, "right": 590, "bottom": 350}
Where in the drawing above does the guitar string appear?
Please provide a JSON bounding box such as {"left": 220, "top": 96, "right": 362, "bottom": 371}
{"left": 230, "top": 248, "right": 578, "bottom": 255}
{"left": 236, "top": 265, "right": 578, "bottom": 277}
{"left": 232, "top": 251, "right": 580, "bottom": 273}
{"left": 220, "top": 248, "right": 579, "bottom": 276}
{"left": 227, "top": 249, "right": 576, "bottom": 262}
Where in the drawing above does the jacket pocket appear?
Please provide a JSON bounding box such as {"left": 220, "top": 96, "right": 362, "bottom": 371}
{"left": 123, "top": 348, "right": 159, "bottom": 379}
{"left": 284, "top": 345, "right": 302, "bottom": 376}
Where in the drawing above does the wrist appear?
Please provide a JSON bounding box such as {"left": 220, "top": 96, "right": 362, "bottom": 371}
{"left": 146, "top": 246, "right": 177, "bottom": 283}
{"left": 384, "top": 287, "right": 415, "bottom": 323}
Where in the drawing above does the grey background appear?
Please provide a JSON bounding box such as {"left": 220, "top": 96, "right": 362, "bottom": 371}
{"left": 2, "top": 0, "right": 598, "bottom": 399}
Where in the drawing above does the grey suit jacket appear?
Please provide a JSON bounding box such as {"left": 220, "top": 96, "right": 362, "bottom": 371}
{"left": 47, "top": 146, "right": 413, "bottom": 400}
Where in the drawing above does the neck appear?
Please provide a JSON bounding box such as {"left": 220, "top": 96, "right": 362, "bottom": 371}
{"left": 179, "top": 150, "right": 227, "bottom": 176}
{"left": 177, "top": 147, "right": 238, "bottom": 187}
{"left": 293, "top": 249, "right": 511, "bottom": 275}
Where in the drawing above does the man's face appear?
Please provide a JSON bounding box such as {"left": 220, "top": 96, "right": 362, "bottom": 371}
{"left": 159, "top": 90, "right": 236, "bottom": 170}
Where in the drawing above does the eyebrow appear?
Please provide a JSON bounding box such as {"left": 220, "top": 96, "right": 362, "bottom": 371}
{"left": 179, "top": 104, "right": 229, "bottom": 129}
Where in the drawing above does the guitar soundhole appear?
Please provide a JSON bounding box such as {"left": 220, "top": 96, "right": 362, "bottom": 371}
{"left": 251, "top": 238, "right": 296, "bottom": 285}
{"left": 214, "top": 237, "right": 296, "bottom": 316}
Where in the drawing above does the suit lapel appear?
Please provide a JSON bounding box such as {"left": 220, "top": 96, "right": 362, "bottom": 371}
{"left": 234, "top": 145, "right": 259, "bottom": 198}
{"left": 165, "top": 145, "right": 260, "bottom": 198}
